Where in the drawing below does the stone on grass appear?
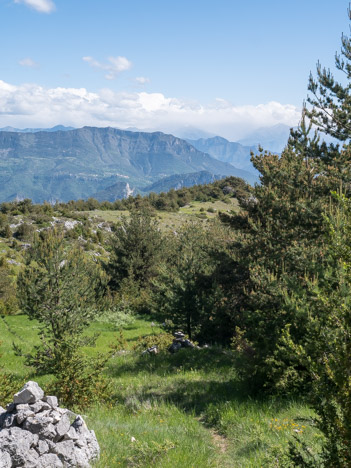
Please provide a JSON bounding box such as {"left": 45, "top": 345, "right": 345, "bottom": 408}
{"left": 0, "top": 381, "right": 100, "bottom": 467}
{"left": 168, "top": 331, "right": 196, "bottom": 353}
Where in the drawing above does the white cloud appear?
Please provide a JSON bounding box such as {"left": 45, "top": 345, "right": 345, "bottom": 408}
{"left": 0, "top": 79, "right": 301, "bottom": 141}
{"left": 18, "top": 57, "right": 39, "bottom": 68}
{"left": 135, "top": 77, "right": 150, "bottom": 85}
{"left": 14, "top": 0, "right": 55, "bottom": 13}
{"left": 83, "top": 56, "right": 132, "bottom": 80}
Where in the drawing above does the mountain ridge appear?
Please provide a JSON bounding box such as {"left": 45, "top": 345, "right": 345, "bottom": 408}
{"left": 0, "top": 126, "right": 257, "bottom": 203}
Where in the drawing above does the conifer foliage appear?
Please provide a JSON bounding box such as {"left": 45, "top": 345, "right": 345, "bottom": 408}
{"left": 225, "top": 6, "right": 351, "bottom": 392}
{"left": 307, "top": 6, "right": 351, "bottom": 141}
{"left": 106, "top": 210, "right": 164, "bottom": 292}
{"left": 283, "top": 195, "right": 351, "bottom": 466}
{"left": 17, "top": 228, "right": 107, "bottom": 374}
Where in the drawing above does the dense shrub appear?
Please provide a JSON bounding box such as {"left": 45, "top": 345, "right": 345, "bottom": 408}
{"left": 47, "top": 350, "right": 113, "bottom": 409}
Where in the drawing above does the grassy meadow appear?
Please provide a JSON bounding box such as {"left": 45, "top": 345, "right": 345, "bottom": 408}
{"left": 0, "top": 315, "right": 322, "bottom": 467}
{"left": 85, "top": 197, "right": 239, "bottom": 232}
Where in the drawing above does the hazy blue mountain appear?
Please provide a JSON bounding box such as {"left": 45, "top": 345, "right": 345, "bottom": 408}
{"left": 167, "top": 127, "right": 216, "bottom": 140}
{"left": 237, "top": 124, "right": 292, "bottom": 153}
{"left": 187, "top": 136, "right": 259, "bottom": 174}
{"left": 0, "top": 125, "right": 75, "bottom": 133}
{"left": 0, "top": 126, "right": 251, "bottom": 203}
{"left": 237, "top": 123, "right": 340, "bottom": 152}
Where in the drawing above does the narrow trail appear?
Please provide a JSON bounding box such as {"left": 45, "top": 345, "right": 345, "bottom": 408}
{"left": 211, "top": 429, "right": 229, "bottom": 454}
{"left": 195, "top": 415, "right": 233, "bottom": 466}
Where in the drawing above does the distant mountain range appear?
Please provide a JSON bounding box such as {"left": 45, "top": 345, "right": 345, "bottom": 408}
{"left": 237, "top": 124, "right": 292, "bottom": 153}
{"left": 0, "top": 125, "right": 75, "bottom": 134}
{"left": 0, "top": 126, "right": 258, "bottom": 203}
{"left": 187, "top": 136, "right": 259, "bottom": 174}
{"left": 4, "top": 123, "right": 323, "bottom": 203}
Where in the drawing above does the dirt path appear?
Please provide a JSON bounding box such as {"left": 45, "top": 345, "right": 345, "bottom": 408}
{"left": 211, "top": 429, "right": 229, "bottom": 454}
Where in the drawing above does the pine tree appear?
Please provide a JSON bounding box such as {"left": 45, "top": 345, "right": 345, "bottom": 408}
{"left": 307, "top": 7, "right": 351, "bottom": 141}
{"left": 0, "top": 259, "right": 18, "bottom": 316}
{"left": 225, "top": 113, "right": 351, "bottom": 390}
{"left": 106, "top": 210, "right": 164, "bottom": 292}
{"left": 153, "top": 222, "right": 232, "bottom": 341}
{"left": 282, "top": 195, "right": 351, "bottom": 466}
{"left": 17, "top": 228, "right": 107, "bottom": 374}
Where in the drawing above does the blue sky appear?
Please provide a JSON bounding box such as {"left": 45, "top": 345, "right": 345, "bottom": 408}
{"left": 0, "top": 0, "right": 349, "bottom": 139}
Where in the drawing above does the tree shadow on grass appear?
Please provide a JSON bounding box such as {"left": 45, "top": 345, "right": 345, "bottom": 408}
{"left": 143, "top": 377, "right": 243, "bottom": 415}
{"left": 108, "top": 347, "right": 236, "bottom": 378}
{"left": 107, "top": 347, "right": 262, "bottom": 417}
{"left": 107, "top": 348, "right": 297, "bottom": 423}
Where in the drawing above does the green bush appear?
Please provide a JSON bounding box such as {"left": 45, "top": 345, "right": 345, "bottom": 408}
{"left": 0, "top": 341, "right": 27, "bottom": 406}
{"left": 97, "top": 303, "right": 135, "bottom": 329}
{"left": 47, "top": 350, "right": 113, "bottom": 409}
{"left": 15, "top": 222, "right": 35, "bottom": 241}
{"left": 133, "top": 332, "right": 174, "bottom": 352}
{"left": 0, "top": 371, "right": 26, "bottom": 406}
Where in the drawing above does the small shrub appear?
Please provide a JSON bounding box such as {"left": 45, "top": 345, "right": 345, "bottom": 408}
{"left": 31, "top": 213, "right": 52, "bottom": 226}
{"left": 47, "top": 350, "right": 113, "bottom": 409}
{"left": 97, "top": 304, "right": 135, "bottom": 330}
{"left": 0, "top": 371, "right": 27, "bottom": 406}
{"left": 126, "top": 439, "right": 176, "bottom": 467}
{"left": 3, "top": 225, "right": 12, "bottom": 239}
{"left": 133, "top": 332, "right": 174, "bottom": 352}
{"left": 195, "top": 212, "right": 207, "bottom": 219}
{"left": 109, "top": 330, "right": 128, "bottom": 353}
{"left": 15, "top": 222, "right": 34, "bottom": 241}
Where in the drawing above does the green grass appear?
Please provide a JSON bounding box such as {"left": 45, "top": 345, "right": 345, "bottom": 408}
{"left": 0, "top": 315, "right": 321, "bottom": 467}
{"left": 84, "top": 198, "right": 239, "bottom": 232}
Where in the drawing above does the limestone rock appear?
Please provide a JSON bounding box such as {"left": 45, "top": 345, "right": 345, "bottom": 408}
{"left": 44, "top": 396, "right": 58, "bottom": 408}
{"left": 0, "top": 450, "right": 11, "bottom": 468}
{"left": 37, "top": 453, "right": 63, "bottom": 468}
{"left": 0, "top": 381, "right": 100, "bottom": 467}
{"left": 55, "top": 413, "right": 70, "bottom": 438}
{"left": 13, "top": 381, "right": 44, "bottom": 405}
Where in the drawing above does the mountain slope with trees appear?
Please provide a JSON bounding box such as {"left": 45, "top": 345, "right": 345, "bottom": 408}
{"left": 0, "top": 127, "right": 253, "bottom": 203}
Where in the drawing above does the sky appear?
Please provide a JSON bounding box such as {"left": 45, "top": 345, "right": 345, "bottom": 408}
{"left": 0, "top": 0, "right": 350, "bottom": 140}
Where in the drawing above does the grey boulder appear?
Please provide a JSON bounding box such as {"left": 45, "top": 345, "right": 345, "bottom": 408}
{"left": 13, "top": 381, "right": 44, "bottom": 405}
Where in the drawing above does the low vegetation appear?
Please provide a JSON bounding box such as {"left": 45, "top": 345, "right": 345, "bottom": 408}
{"left": 0, "top": 316, "right": 320, "bottom": 467}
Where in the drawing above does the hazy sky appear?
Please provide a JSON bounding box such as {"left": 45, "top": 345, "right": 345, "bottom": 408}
{"left": 0, "top": 0, "right": 349, "bottom": 139}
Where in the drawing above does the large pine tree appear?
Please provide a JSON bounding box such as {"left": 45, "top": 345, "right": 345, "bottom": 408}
{"left": 226, "top": 94, "right": 351, "bottom": 391}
